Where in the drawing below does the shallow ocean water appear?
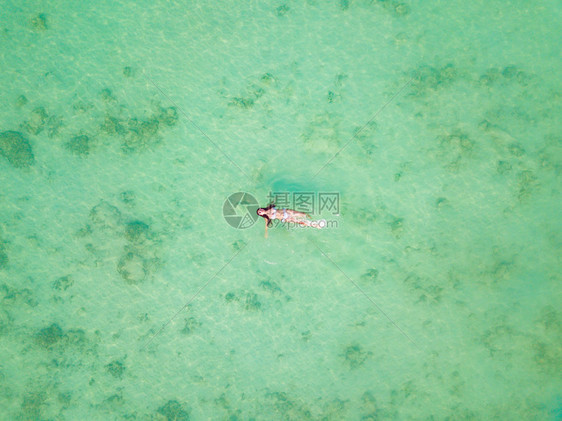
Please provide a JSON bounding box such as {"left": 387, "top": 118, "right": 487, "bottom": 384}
{"left": 0, "top": 0, "right": 561, "bottom": 419}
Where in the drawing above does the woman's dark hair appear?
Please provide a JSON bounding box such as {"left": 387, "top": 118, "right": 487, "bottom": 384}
{"left": 257, "top": 203, "right": 275, "bottom": 227}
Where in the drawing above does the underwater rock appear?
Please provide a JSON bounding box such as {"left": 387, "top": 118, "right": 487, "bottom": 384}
{"left": 65, "top": 134, "right": 92, "bottom": 156}
{"left": 1, "top": 284, "right": 37, "bottom": 307}
{"left": 21, "top": 107, "right": 48, "bottom": 135}
{"left": 301, "top": 112, "right": 342, "bottom": 154}
{"left": 181, "top": 317, "right": 201, "bottom": 335}
{"left": 410, "top": 64, "right": 457, "bottom": 95}
{"left": 535, "top": 306, "right": 560, "bottom": 332}
{"left": 31, "top": 14, "right": 48, "bottom": 30}
{"left": 517, "top": 170, "right": 537, "bottom": 200}
{"left": 259, "top": 280, "right": 283, "bottom": 295}
{"left": 231, "top": 240, "right": 246, "bottom": 251}
{"left": 508, "top": 143, "right": 525, "bottom": 157}
{"left": 327, "top": 91, "right": 340, "bottom": 103}
{"left": 435, "top": 197, "right": 448, "bottom": 208}
{"left": 389, "top": 217, "right": 404, "bottom": 237}
{"left": 100, "top": 88, "right": 116, "bottom": 103}
{"left": 122, "top": 118, "right": 160, "bottom": 152}
{"left": 343, "top": 344, "right": 370, "bottom": 368}
{"left": 124, "top": 220, "right": 150, "bottom": 243}
{"left": 439, "top": 131, "right": 473, "bottom": 151}
{"left": 100, "top": 115, "right": 126, "bottom": 136}
{"left": 119, "top": 190, "right": 135, "bottom": 205}
{"left": 16, "top": 95, "right": 28, "bottom": 107}
{"left": 496, "top": 160, "right": 512, "bottom": 174}
{"left": 157, "top": 400, "right": 190, "bottom": 421}
{"left": 123, "top": 66, "right": 134, "bottom": 78}
{"left": 35, "top": 323, "right": 64, "bottom": 348}
{"left": 265, "top": 391, "right": 313, "bottom": 419}
{"left": 480, "top": 65, "right": 529, "bottom": 87}
{"left": 361, "top": 269, "right": 379, "bottom": 282}
{"left": 373, "top": 0, "right": 411, "bottom": 16}
{"left": 46, "top": 115, "right": 63, "bottom": 138}
{"left": 89, "top": 201, "right": 122, "bottom": 231}
{"left": 229, "top": 97, "right": 254, "bottom": 109}
{"left": 53, "top": 275, "right": 74, "bottom": 291}
{"left": 479, "top": 68, "right": 501, "bottom": 86}
{"left": 301, "top": 330, "right": 312, "bottom": 341}
{"left": 106, "top": 360, "right": 125, "bottom": 379}
{"left": 0, "top": 244, "right": 7, "bottom": 269}
{"left": 117, "top": 251, "right": 147, "bottom": 284}
{"left": 435, "top": 129, "right": 474, "bottom": 171}
{"left": 276, "top": 4, "right": 290, "bottom": 16}
{"left": 0, "top": 309, "right": 11, "bottom": 335}
{"left": 64, "top": 328, "right": 88, "bottom": 350}
{"left": 20, "top": 391, "right": 47, "bottom": 420}
{"left": 0, "top": 130, "right": 35, "bottom": 168}
{"left": 73, "top": 101, "right": 93, "bottom": 114}
{"left": 157, "top": 106, "right": 178, "bottom": 127}
{"left": 261, "top": 72, "right": 276, "bottom": 84}
{"left": 244, "top": 292, "right": 261, "bottom": 311}
{"left": 393, "top": 2, "right": 410, "bottom": 16}
{"left": 99, "top": 102, "right": 178, "bottom": 152}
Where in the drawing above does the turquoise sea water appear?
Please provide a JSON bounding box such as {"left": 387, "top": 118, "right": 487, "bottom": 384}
{"left": 1, "top": 0, "right": 561, "bottom": 419}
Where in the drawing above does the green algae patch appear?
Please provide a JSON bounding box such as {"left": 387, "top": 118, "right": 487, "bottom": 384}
{"left": 0, "top": 131, "right": 35, "bottom": 168}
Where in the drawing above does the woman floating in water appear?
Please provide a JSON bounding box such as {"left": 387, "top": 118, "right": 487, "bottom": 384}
{"left": 257, "top": 203, "right": 326, "bottom": 237}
